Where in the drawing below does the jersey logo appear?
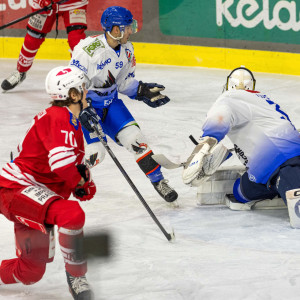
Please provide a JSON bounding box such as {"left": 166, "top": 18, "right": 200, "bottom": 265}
{"left": 69, "top": 112, "right": 79, "bottom": 130}
{"left": 83, "top": 38, "right": 105, "bottom": 57}
{"left": 37, "top": 109, "right": 47, "bottom": 119}
{"left": 102, "top": 70, "right": 116, "bottom": 88}
{"left": 97, "top": 58, "right": 111, "bottom": 70}
{"left": 70, "top": 59, "right": 88, "bottom": 74}
{"left": 126, "top": 48, "right": 132, "bottom": 62}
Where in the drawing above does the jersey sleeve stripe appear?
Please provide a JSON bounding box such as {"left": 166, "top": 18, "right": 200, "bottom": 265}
{"left": 1, "top": 163, "right": 46, "bottom": 187}
{"left": 50, "top": 156, "right": 77, "bottom": 172}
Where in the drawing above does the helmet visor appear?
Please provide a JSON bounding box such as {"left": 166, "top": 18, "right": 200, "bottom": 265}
{"left": 125, "top": 19, "right": 138, "bottom": 34}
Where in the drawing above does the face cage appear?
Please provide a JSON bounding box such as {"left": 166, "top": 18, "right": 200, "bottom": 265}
{"left": 224, "top": 67, "right": 256, "bottom": 92}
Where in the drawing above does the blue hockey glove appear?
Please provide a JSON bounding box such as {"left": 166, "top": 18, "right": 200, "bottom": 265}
{"left": 79, "top": 106, "right": 101, "bottom": 133}
{"left": 136, "top": 81, "right": 170, "bottom": 108}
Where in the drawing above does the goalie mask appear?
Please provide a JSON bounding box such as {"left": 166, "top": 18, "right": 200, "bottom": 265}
{"left": 224, "top": 67, "right": 256, "bottom": 92}
{"left": 45, "top": 66, "right": 90, "bottom": 100}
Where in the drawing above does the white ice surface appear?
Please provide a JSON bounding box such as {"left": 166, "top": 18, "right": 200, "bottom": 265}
{"left": 1, "top": 59, "right": 300, "bottom": 300}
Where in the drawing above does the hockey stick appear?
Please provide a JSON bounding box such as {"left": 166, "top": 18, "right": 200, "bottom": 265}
{"left": 152, "top": 135, "right": 197, "bottom": 169}
{"left": 0, "top": 0, "right": 70, "bottom": 30}
{"left": 91, "top": 123, "right": 175, "bottom": 242}
{"left": 153, "top": 135, "right": 234, "bottom": 170}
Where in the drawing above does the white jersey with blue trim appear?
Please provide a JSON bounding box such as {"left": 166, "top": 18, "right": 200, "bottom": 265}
{"left": 69, "top": 34, "right": 139, "bottom": 107}
{"left": 202, "top": 90, "right": 300, "bottom": 184}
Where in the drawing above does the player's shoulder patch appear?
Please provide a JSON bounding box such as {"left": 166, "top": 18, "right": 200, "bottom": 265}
{"left": 37, "top": 109, "right": 47, "bottom": 120}
{"left": 83, "top": 36, "right": 106, "bottom": 57}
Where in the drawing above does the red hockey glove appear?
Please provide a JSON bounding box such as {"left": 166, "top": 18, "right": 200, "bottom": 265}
{"left": 33, "top": 0, "right": 59, "bottom": 12}
{"left": 74, "top": 180, "right": 96, "bottom": 201}
{"left": 73, "top": 164, "right": 97, "bottom": 201}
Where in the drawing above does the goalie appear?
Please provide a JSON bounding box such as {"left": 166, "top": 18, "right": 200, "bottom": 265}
{"left": 182, "top": 66, "right": 300, "bottom": 228}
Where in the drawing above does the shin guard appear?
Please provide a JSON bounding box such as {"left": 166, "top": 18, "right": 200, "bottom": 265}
{"left": 17, "top": 33, "right": 45, "bottom": 73}
{"left": 286, "top": 189, "right": 300, "bottom": 228}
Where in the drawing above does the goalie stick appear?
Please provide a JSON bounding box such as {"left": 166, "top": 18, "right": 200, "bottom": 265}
{"left": 153, "top": 135, "right": 233, "bottom": 170}
{"left": 91, "top": 123, "right": 175, "bottom": 242}
{"left": 0, "top": 0, "right": 70, "bottom": 30}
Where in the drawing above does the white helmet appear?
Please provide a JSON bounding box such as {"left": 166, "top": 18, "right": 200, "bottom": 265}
{"left": 45, "top": 66, "right": 90, "bottom": 100}
{"left": 224, "top": 66, "right": 256, "bottom": 91}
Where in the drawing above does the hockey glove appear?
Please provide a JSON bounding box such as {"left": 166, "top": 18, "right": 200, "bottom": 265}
{"left": 79, "top": 106, "right": 102, "bottom": 134}
{"left": 73, "top": 164, "right": 96, "bottom": 201}
{"left": 74, "top": 180, "right": 96, "bottom": 201}
{"left": 182, "top": 137, "right": 230, "bottom": 187}
{"left": 136, "top": 81, "right": 170, "bottom": 108}
{"left": 33, "top": 0, "right": 59, "bottom": 11}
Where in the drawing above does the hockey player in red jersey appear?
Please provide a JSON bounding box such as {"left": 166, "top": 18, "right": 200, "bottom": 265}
{"left": 1, "top": 0, "right": 88, "bottom": 92}
{"left": 0, "top": 66, "right": 96, "bottom": 300}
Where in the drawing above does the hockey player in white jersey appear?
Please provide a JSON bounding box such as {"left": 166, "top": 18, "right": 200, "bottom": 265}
{"left": 182, "top": 66, "right": 300, "bottom": 227}
{"left": 69, "top": 6, "right": 178, "bottom": 203}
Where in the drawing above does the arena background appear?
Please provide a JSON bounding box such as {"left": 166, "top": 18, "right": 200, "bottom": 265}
{"left": 1, "top": 0, "right": 300, "bottom": 75}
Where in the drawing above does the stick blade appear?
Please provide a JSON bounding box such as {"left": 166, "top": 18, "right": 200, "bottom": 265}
{"left": 152, "top": 154, "right": 184, "bottom": 169}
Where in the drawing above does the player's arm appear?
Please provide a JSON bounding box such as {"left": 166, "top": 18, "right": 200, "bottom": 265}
{"left": 182, "top": 99, "right": 251, "bottom": 186}
{"left": 118, "top": 43, "right": 170, "bottom": 108}
{"left": 69, "top": 44, "right": 96, "bottom": 80}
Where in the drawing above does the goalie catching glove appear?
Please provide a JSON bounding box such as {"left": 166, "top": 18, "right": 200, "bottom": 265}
{"left": 182, "top": 136, "right": 230, "bottom": 186}
{"left": 73, "top": 164, "right": 96, "bottom": 201}
{"left": 136, "top": 81, "right": 170, "bottom": 108}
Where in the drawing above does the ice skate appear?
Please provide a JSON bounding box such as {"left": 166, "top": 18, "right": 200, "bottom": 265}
{"left": 1, "top": 70, "right": 26, "bottom": 92}
{"left": 66, "top": 272, "right": 94, "bottom": 300}
{"left": 152, "top": 179, "right": 178, "bottom": 203}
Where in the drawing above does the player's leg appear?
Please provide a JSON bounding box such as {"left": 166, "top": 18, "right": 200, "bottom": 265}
{"left": 102, "top": 99, "right": 178, "bottom": 202}
{"left": 0, "top": 222, "right": 53, "bottom": 285}
{"left": 62, "top": 5, "right": 87, "bottom": 51}
{"left": 1, "top": 13, "right": 55, "bottom": 91}
{"left": 116, "top": 124, "right": 178, "bottom": 202}
{"left": 275, "top": 164, "right": 300, "bottom": 228}
{"left": 226, "top": 172, "right": 279, "bottom": 210}
{"left": 45, "top": 199, "right": 93, "bottom": 299}
{"left": 0, "top": 186, "right": 57, "bottom": 285}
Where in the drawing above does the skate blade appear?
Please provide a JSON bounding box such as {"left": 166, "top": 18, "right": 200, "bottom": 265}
{"left": 167, "top": 200, "right": 179, "bottom": 208}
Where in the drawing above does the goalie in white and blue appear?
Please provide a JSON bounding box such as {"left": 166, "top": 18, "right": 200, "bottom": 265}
{"left": 183, "top": 66, "right": 300, "bottom": 228}
{"left": 70, "top": 6, "right": 178, "bottom": 203}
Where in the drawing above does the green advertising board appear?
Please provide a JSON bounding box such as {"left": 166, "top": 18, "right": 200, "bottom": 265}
{"left": 159, "top": 0, "right": 300, "bottom": 44}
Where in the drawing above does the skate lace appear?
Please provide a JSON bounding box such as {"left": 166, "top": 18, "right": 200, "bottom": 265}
{"left": 7, "top": 71, "right": 22, "bottom": 85}
{"left": 157, "top": 179, "right": 173, "bottom": 196}
{"left": 70, "top": 275, "right": 90, "bottom": 294}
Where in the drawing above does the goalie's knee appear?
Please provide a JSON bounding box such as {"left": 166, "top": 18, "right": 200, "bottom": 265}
{"left": 286, "top": 189, "right": 300, "bottom": 228}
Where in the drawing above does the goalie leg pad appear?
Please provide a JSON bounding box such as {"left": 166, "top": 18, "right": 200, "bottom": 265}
{"left": 286, "top": 189, "right": 300, "bottom": 228}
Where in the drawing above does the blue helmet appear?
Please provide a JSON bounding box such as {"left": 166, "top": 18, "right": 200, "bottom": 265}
{"left": 101, "top": 6, "right": 136, "bottom": 33}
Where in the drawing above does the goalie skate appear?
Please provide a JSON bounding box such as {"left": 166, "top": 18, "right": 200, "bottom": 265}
{"left": 66, "top": 272, "right": 94, "bottom": 300}
{"left": 1, "top": 70, "right": 26, "bottom": 92}
{"left": 152, "top": 179, "right": 178, "bottom": 203}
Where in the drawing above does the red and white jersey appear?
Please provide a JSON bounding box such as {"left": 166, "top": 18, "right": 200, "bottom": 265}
{"left": 0, "top": 106, "right": 84, "bottom": 199}
{"left": 29, "top": 0, "right": 88, "bottom": 12}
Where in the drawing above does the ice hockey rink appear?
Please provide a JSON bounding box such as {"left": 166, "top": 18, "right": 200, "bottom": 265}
{"left": 1, "top": 58, "right": 300, "bottom": 300}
